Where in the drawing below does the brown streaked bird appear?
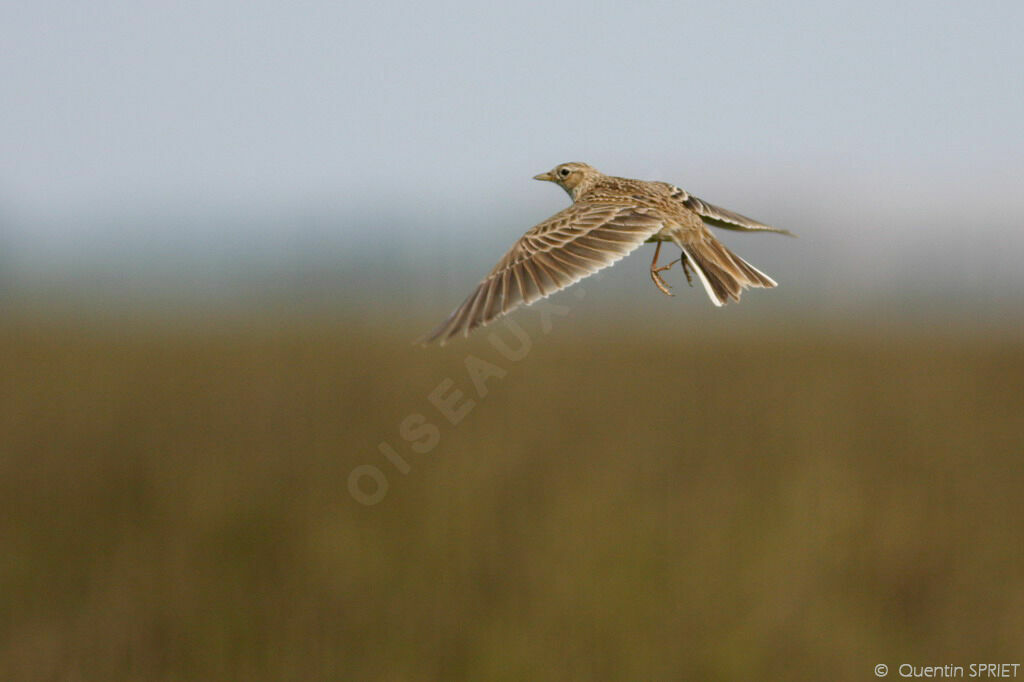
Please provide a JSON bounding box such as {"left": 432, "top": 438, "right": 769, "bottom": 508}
{"left": 421, "top": 162, "right": 793, "bottom": 345}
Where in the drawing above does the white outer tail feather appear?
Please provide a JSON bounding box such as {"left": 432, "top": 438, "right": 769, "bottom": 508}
{"left": 676, "top": 240, "right": 777, "bottom": 307}
{"left": 678, "top": 245, "right": 723, "bottom": 307}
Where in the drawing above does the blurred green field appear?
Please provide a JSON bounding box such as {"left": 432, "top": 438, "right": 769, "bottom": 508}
{"left": 1, "top": 312, "right": 1022, "bottom": 680}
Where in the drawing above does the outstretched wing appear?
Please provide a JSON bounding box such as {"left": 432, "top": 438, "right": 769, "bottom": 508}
{"left": 671, "top": 186, "right": 793, "bottom": 236}
{"left": 421, "top": 203, "right": 664, "bottom": 345}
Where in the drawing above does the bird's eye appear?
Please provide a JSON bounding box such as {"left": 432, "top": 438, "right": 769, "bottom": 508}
{"left": 558, "top": 168, "right": 571, "bottom": 178}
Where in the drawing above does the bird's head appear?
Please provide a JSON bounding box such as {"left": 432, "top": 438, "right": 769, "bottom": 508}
{"left": 534, "top": 162, "right": 600, "bottom": 200}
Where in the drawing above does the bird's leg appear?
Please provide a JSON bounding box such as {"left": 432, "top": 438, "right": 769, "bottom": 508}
{"left": 650, "top": 241, "right": 681, "bottom": 297}
{"left": 680, "top": 251, "right": 693, "bottom": 286}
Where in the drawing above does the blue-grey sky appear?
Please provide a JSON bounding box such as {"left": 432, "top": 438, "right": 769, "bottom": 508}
{"left": 2, "top": 1, "right": 1023, "bottom": 305}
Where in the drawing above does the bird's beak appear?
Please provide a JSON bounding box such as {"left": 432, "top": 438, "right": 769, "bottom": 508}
{"left": 533, "top": 172, "right": 554, "bottom": 182}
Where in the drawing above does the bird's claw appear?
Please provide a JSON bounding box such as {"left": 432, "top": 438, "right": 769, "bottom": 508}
{"left": 651, "top": 268, "right": 674, "bottom": 296}
{"left": 650, "top": 258, "right": 681, "bottom": 297}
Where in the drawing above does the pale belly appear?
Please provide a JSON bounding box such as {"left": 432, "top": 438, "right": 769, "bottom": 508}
{"left": 647, "top": 224, "right": 681, "bottom": 243}
{"left": 645, "top": 213, "right": 705, "bottom": 243}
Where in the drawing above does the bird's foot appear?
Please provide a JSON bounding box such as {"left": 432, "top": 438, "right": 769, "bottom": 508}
{"left": 680, "top": 256, "right": 694, "bottom": 286}
{"left": 650, "top": 258, "right": 681, "bottom": 297}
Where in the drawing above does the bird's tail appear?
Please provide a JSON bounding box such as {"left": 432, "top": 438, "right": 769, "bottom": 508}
{"left": 674, "top": 233, "right": 777, "bottom": 306}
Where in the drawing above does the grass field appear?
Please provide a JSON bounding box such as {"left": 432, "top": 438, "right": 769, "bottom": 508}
{"left": 1, "top": 311, "right": 1022, "bottom": 680}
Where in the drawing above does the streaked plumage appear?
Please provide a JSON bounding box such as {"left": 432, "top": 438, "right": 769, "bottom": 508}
{"left": 422, "top": 162, "right": 792, "bottom": 345}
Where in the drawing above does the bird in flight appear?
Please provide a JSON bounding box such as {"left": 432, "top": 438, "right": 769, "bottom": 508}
{"left": 422, "top": 162, "right": 793, "bottom": 345}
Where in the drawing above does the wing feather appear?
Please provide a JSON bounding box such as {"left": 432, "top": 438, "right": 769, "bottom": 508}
{"left": 421, "top": 203, "right": 663, "bottom": 344}
{"left": 674, "top": 189, "right": 793, "bottom": 236}
{"left": 531, "top": 256, "right": 563, "bottom": 292}
{"left": 521, "top": 259, "right": 549, "bottom": 297}
{"left": 534, "top": 252, "right": 574, "bottom": 288}
{"left": 506, "top": 267, "right": 523, "bottom": 314}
